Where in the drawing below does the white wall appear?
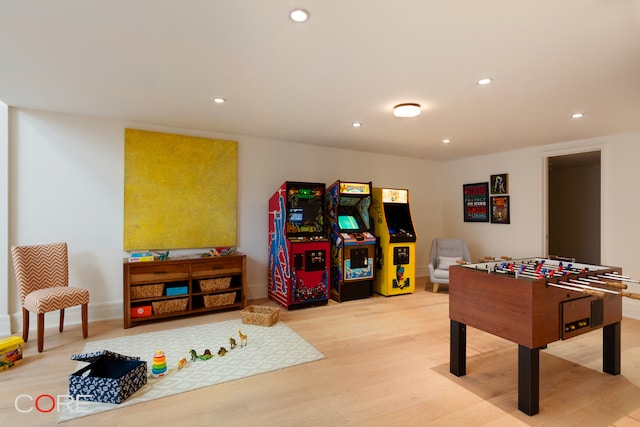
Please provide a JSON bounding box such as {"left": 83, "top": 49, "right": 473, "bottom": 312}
{"left": 600, "top": 133, "right": 640, "bottom": 317}
{"left": 4, "top": 108, "right": 638, "bottom": 336}
{"left": 0, "top": 101, "right": 8, "bottom": 335}
{"left": 237, "top": 134, "right": 444, "bottom": 296}
{"left": 442, "top": 147, "right": 544, "bottom": 259}
{"left": 443, "top": 133, "right": 640, "bottom": 318}
{"left": 8, "top": 111, "right": 126, "bottom": 328}
{"left": 4, "top": 108, "right": 444, "bottom": 333}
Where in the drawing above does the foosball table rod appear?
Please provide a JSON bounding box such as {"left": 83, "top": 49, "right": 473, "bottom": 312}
{"left": 548, "top": 281, "right": 606, "bottom": 298}
{"left": 581, "top": 277, "right": 628, "bottom": 289}
{"left": 598, "top": 273, "right": 640, "bottom": 284}
{"left": 549, "top": 280, "right": 640, "bottom": 300}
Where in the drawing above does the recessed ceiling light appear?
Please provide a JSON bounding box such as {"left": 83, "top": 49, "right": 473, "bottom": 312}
{"left": 393, "top": 103, "right": 421, "bottom": 118}
{"left": 352, "top": 122, "right": 362, "bottom": 128}
{"left": 571, "top": 112, "right": 584, "bottom": 119}
{"left": 477, "top": 78, "right": 492, "bottom": 85}
{"left": 442, "top": 139, "right": 451, "bottom": 144}
{"left": 290, "top": 9, "right": 310, "bottom": 22}
{"left": 212, "top": 98, "right": 225, "bottom": 104}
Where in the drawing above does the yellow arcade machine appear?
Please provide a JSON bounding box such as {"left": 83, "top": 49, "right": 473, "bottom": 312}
{"left": 370, "top": 187, "right": 417, "bottom": 295}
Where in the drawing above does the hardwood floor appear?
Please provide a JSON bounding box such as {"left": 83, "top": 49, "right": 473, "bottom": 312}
{"left": 2, "top": 278, "right": 640, "bottom": 426}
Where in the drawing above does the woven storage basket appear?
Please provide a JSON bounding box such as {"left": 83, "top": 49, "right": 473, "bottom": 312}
{"left": 131, "top": 283, "right": 164, "bottom": 299}
{"left": 240, "top": 305, "right": 280, "bottom": 327}
{"left": 203, "top": 292, "right": 236, "bottom": 308}
{"left": 152, "top": 298, "right": 188, "bottom": 314}
{"left": 200, "top": 277, "right": 232, "bottom": 292}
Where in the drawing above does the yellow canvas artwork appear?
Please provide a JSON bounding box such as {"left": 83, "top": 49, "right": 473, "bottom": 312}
{"left": 124, "top": 129, "right": 237, "bottom": 250}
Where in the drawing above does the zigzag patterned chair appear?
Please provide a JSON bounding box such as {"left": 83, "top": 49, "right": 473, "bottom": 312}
{"left": 11, "top": 242, "right": 89, "bottom": 352}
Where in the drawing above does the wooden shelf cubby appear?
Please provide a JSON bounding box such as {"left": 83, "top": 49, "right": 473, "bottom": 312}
{"left": 123, "top": 254, "right": 246, "bottom": 328}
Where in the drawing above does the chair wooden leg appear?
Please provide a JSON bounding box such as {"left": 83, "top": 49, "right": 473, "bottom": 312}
{"left": 37, "top": 313, "right": 45, "bottom": 353}
{"left": 22, "top": 307, "right": 30, "bottom": 343}
{"left": 59, "top": 308, "right": 65, "bottom": 332}
{"left": 433, "top": 283, "right": 440, "bottom": 293}
{"left": 81, "top": 303, "right": 88, "bottom": 339}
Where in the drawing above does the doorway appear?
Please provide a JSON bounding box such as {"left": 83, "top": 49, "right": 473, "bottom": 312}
{"left": 547, "top": 151, "right": 601, "bottom": 264}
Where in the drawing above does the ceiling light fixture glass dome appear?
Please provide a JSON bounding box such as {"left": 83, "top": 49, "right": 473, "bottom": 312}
{"left": 393, "top": 103, "right": 421, "bottom": 118}
{"left": 290, "top": 9, "right": 310, "bottom": 22}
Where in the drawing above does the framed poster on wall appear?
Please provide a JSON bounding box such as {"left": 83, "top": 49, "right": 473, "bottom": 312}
{"left": 490, "top": 173, "right": 508, "bottom": 194}
{"left": 490, "top": 196, "right": 510, "bottom": 224}
{"left": 463, "top": 182, "right": 489, "bottom": 222}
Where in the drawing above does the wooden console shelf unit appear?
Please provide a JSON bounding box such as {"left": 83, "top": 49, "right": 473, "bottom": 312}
{"left": 123, "top": 254, "right": 246, "bottom": 328}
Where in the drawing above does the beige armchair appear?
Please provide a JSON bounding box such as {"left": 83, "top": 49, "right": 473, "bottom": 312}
{"left": 11, "top": 242, "right": 89, "bottom": 352}
{"left": 428, "top": 238, "right": 471, "bottom": 293}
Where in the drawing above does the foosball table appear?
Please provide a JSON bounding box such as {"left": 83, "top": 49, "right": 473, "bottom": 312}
{"left": 449, "top": 257, "right": 640, "bottom": 415}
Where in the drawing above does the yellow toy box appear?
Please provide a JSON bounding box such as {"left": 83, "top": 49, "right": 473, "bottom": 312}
{"left": 0, "top": 336, "right": 24, "bottom": 372}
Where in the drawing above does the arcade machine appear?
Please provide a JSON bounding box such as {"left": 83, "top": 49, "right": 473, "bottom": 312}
{"left": 325, "top": 180, "right": 376, "bottom": 302}
{"left": 268, "top": 181, "right": 329, "bottom": 309}
{"left": 370, "top": 187, "right": 417, "bottom": 296}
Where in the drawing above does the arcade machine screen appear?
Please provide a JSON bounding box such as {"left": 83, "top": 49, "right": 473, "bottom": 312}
{"left": 338, "top": 214, "right": 361, "bottom": 231}
{"left": 288, "top": 208, "right": 304, "bottom": 226}
{"left": 337, "top": 195, "right": 370, "bottom": 231}
{"left": 383, "top": 203, "right": 415, "bottom": 242}
{"left": 286, "top": 186, "right": 324, "bottom": 237}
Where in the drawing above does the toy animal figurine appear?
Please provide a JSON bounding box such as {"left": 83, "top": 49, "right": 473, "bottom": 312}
{"left": 238, "top": 329, "right": 248, "bottom": 347}
{"left": 229, "top": 337, "right": 237, "bottom": 349}
{"left": 218, "top": 347, "right": 228, "bottom": 356}
{"left": 209, "top": 248, "right": 220, "bottom": 257}
{"left": 154, "top": 250, "right": 169, "bottom": 261}
{"left": 177, "top": 357, "right": 188, "bottom": 369}
{"left": 189, "top": 348, "right": 212, "bottom": 361}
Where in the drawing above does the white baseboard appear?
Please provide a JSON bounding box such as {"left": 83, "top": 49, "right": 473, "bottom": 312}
{"left": 7, "top": 283, "right": 638, "bottom": 335}
{"left": 8, "top": 301, "right": 123, "bottom": 335}
{"left": 415, "top": 265, "right": 428, "bottom": 278}
{"left": 246, "top": 281, "right": 268, "bottom": 300}
{"left": 246, "top": 268, "right": 430, "bottom": 301}
{"left": 623, "top": 299, "right": 640, "bottom": 320}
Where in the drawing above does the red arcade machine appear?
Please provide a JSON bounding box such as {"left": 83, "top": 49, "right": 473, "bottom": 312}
{"left": 268, "top": 181, "right": 329, "bottom": 309}
{"left": 326, "top": 180, "right": 376, "bottom": 302}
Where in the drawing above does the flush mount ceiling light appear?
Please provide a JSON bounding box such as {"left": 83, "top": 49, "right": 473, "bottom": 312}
{"left": 442, "top": 139, "right": 451, "bottom": 144}
{"left": 477, "top": 78, "right": 493, "bottom": 85}
{"left": 290, "top": 9, "right": 310, "bottom": 22}
{"left": 352, "top": 122, "right": 362, "bottom": 127}
{"left": 393, "top": 103, "right": 421, "bottom": 118}
{"left": 571, "top": 112, "right": 585, "bottom": 119}
{"left": 211, "top": 98, "right": 225, "bottom": 104}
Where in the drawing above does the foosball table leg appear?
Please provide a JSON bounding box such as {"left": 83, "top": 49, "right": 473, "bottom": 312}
{"left": 450, "top": 320, "right": 466, "bottom": 376}
{"left": 603, "top": 321, "right": 621, "bottom": 375}
{"left": 518, "top": 345, "right": 540, "bottom": 416}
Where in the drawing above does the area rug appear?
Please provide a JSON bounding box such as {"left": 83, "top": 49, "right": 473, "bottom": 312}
{"left": 58, "top": 319, "right": 324, "bottom": 422}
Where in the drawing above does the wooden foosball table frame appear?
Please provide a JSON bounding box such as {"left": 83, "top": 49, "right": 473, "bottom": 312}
{"left": 448, "top": 257, "right": 631, "bottom": 415}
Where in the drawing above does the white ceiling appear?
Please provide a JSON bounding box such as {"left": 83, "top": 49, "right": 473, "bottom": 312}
{"left": 1, "top": 1, "right": 639, "bottom": 161}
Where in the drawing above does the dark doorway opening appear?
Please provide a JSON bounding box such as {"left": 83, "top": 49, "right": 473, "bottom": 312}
{"left": 547, "top": 151, "right": 601, "bottom": 264}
